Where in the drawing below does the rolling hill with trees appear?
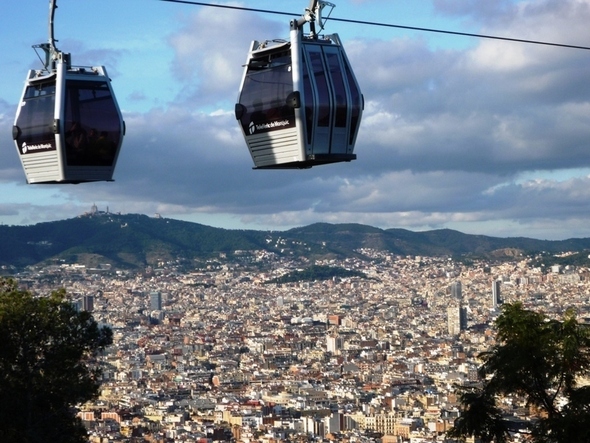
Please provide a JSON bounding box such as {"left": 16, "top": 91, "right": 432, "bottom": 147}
{"left": 2, "top": 213, "right": 590, "bottom": 270}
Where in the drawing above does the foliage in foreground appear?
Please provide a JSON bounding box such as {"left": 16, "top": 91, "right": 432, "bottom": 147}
{"left": 448, "top": 302, "right": 590, "bottom": 442}
{"left": 0, "top": 278, "right": 113, "bottom": 443}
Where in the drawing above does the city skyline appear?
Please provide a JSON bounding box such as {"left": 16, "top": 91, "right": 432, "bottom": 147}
{"left": 9, "top": 240, "right": 587, "bottom": 442}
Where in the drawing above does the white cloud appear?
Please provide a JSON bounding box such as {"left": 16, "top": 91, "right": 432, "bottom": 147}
{"left": 167, "top": 6, "right": 283, "bottom": 105}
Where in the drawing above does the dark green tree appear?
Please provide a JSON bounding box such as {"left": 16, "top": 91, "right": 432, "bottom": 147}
{"left": 448, "top": 302, "right": 590, "bottom": 442}
{"left": 0, "top": 278, "right": 113, "bottom": 443}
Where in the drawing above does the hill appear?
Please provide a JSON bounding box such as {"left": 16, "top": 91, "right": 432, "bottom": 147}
{"left": 1, "top": 213, "right": 590, "bottom": 270}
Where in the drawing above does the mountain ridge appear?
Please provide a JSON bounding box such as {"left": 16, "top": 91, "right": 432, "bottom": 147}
{"left": 2, "top": 213, "right": 590, "bottom": 270}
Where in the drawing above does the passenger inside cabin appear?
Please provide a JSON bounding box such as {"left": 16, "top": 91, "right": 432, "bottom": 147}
{"left": 65, "top": 121, "right": 88, "bottom": 164}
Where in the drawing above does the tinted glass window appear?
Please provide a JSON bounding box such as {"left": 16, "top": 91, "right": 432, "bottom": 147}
{"left": 301, "top": 51, "right": 314, "bottom": 145}
{"left": 343, "top": 59, "right": 362, "bottom": 144}
{"left": 325, "top": 51, "right": 348, "bottom": 128}
{"left": 239, "top": 56, "right": 295, "bottom": 135}
{"left": 15, "top": 81, "right": 57, "bottom": 154}
{"left": 64, "top": 80, "right": 121, "bottom": 166}
{"left": 24, "top": 82, "right": 56, "bottom": 99}
{"left": 308, "top": 50, "right": 331, "bottom": 127}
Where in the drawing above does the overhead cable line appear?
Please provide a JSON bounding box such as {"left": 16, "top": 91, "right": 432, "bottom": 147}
{"left": 158, "top": 0, "right": 590, "bottom": 51}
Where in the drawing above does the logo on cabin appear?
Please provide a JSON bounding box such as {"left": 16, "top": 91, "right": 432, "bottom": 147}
{"left": 249, "top": 119, "right": 291, "bottom": 135}
{"left": 20, "top": 142, "right": 54, "bottom": 154}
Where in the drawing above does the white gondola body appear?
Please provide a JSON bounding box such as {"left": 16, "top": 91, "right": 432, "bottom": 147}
{"left": 13, "top": 59, "right": 124, "bottom": 184}
{"left": 236, "top": 26, "right": 363, "bottom": 169}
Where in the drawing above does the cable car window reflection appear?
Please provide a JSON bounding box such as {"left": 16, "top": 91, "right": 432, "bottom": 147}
{"left": 343, "top": 59, "right": 362, "bottom": 145}
{"left": 325, "top": 51, "right": 348, "bottom": 128}
{"left": 64, "top": 80, "right": 121, "bottom": 166}
{"left": 17, "top": 83, "right": 56, "bottom": 147}
{"left": 308, "top": 51, "right": 330, "bottom": 127}
{"left": 25, "top": 82, "right": 56, "bottom": 99}
{"left": 239, "top": 61, "right": 295, "bottom": 133}
{"left": 301, "top": 52, "right": 315, "bottom": 145}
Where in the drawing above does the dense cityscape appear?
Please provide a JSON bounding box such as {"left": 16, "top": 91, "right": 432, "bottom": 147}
{"left": 7, "top": 213, "right": 590, "bottom": 443}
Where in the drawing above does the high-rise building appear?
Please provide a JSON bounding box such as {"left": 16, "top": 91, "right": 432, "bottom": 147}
{"left": 83, "top": 295, "right": 94, "bottom": 312}
{"left": 450, "top": 281, "right": 462, "bottom": 300}
{"left": 324, "top": 413, "right": 342, "bottom": 435}
{"left": 150, "top": 291, "right": 162, "bottom": 311}
{"left": 326, "top": 335, "right": 344, "bottom": 354}
{"left": 492, "top": 280, "right": 502, "bottom": 309}
{"left": 447, "top": 304, "right": 467, "bottom": 336}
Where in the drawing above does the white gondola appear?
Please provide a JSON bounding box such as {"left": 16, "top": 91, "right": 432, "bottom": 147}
{"left": 235, "top": 0, "right": 363, "bottom": 169}
{"left": 12, "top": 0, "right": 124, "bottom": 184}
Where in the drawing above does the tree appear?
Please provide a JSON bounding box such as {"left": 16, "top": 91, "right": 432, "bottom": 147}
{"left": 0, "top": 278, "right": 113, "bottom": 443}
{"left": 448, "top": 302, "right": 590, "bottom": 442}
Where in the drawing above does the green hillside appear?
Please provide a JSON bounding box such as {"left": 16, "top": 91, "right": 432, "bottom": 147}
{"left": 2, "top": 213, "right": 590, "bottom": 270}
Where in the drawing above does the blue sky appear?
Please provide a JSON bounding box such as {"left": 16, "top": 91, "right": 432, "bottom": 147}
{"left": 2, "top": 0, "right": 590, "bottom": 240}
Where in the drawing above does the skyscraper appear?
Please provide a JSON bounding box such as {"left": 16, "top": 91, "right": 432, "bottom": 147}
{"left": 150, "top": 291, "right": 162, "bottom": 311}
{"left": 450, "top": 281, "right": 462, "bottom": 300}
{"left": 326, "top": 335, "right": 344, "bottom": 354}
{"left": 83, "top": 295, "right": 94, "bottom": 312}
{"left": 492, "top": 280, "right": 502, "bottom": 309}
{"left": 447, "top": 304, "right": 467, "bottom": 336}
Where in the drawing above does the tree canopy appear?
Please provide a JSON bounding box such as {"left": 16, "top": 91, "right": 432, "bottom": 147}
{"left": 0, "top": 278, "right": 113, "bottom": 443}
{"left": 448, "top": 302, "right": 590, "bottom": 443}
{"left": 266, "top": 265, "right": 368, "bottom": 284}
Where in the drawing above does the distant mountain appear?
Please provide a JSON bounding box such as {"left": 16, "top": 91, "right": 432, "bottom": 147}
{"left": 1, "top": 213, "right": 590, "bottom": 270}
{"left": 286, "top": 223, "right": 590, "bottom": 258}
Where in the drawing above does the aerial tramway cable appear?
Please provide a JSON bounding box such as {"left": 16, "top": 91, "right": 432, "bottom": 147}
{"left": 157, "top": 0, "right": 590, "bottom": 51}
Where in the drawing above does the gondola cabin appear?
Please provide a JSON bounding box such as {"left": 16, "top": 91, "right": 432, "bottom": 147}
{"left": 235, "top": 2, "right": 363, "bottom": 169}
{"left": 13, "top": 56, "right": 124, "bottom": 184}
{"left": 12, "top": 0, "right": 124, "bottom": 184}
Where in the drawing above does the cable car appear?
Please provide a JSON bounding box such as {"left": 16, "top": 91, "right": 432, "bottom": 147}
{"left": 235, "top": 0, "right": 363, "bottom": 169}
{"left": 12, "top": 0, "right": 125, "bottom": 184}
